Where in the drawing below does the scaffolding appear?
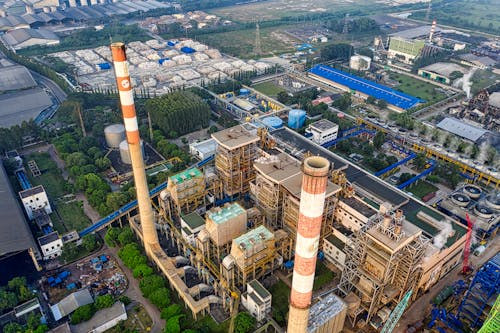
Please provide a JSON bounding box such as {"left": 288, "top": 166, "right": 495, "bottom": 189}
{"left": 229, "top": 225, "right": 277, "bottom": 287}
{"left": 212, "top": 125, "right": 260, "bottom": 197}
{"left": 456, "top": 253, "right": 500, "bottom": 328}
{"left": 337, "top": 210, "right": 429, "bottom": 326}
{"left": 166, "top": 168, "right": 206, "bottom": 216}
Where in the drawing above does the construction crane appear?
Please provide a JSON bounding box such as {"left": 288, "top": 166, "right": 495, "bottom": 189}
{"left": 462, "top": 213, "right": 474, "bottom": 275}
{"left": 380, "top": 290, "right": 413, "bottom": 333}
{"left": 228, "top": 291, "right": 241, "bottom": 333}
{"left": 478, "top": 294, "right": 500, "bottom": 333}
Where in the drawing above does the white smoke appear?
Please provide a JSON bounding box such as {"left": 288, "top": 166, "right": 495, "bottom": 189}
{"left": 433, "top": 219, "right": 454, "bottom": 250}
{"left": 476, "top": 141, "right": 490, "bottom": 164}
{"left": 453, "top": 68, "right": 477, "bottom": 98}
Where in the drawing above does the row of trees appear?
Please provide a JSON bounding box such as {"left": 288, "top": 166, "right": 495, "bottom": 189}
{"left": 326, "top": 17, "right": 379, "bottom": 34}
{"left": 320, "top": 43, "right": 354, "bottom": 62}
{"left": 71, "top": 294, "right": 115, "bottom": 324}
{"left": 0, "top": 277, "right": 34, "bottom": 314}
{"left": 146, "top": 91, "right": 211, "bottom": 138}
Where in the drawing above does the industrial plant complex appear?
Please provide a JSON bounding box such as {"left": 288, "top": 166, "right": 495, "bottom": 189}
{"left": 0, "top": 1, "right": 499, "bottom": 333}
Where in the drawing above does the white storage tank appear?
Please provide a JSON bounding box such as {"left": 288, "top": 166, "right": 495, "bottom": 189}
{"left": 349, "top": 55, "right": 371, "bottom": 71}
{"left": 119, "top": 140, "right": 144, "bottom": 165}
{"left": 104, "top": 124, "right": 126, "bottom": 149}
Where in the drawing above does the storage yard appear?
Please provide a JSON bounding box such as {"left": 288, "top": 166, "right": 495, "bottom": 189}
{"left": 48, "top": 39, "right": 272, "bottom": 94}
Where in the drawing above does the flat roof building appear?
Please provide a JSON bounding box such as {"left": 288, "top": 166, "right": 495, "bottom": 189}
{"left": 436, "top": 117, "right": 488, "bottom": 142}
{"left": 418, "top": 62, "right": 467, "bottom": 85}
{"left": 308, "top": 65, "right": 421, "bottom": 112}
{"left": 0, "top": 65, "right": 37, "bottom": 92}
{"left": 0, "top": 87, "right": 52, "bottom": 127}
{"left": 306, "top": 119, "right": 339, "bottom": 145}
{"left": 189, "top": 138, "right": 217, "bottom": 160}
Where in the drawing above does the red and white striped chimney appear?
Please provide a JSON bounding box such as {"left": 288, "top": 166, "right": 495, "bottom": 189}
{"left": 287, "top": 156, "right": 330, "bottom": 333}
{"left": 110, "top": 43, "right": 159, "bottom": 250}
{"left": 429, "top": 19, "right": 437, "bottom": 42}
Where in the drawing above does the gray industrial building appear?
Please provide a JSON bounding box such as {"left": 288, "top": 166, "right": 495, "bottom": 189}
{"left": 0, "top": 88, "right": 52, "bottom": 127}
{"left": 0, "top": 64, "right": 37, "bottom": 92}
{"left": 1, "top": 28, "right": 60, "bottom": 50}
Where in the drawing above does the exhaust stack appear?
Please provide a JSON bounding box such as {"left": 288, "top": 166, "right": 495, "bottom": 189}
{"left": 287, "top": 156, "right": 330, "bottom": 333}
{"left": 429, "top": 19, "right": 437, "bottom": 42}
{"left": 110, "top": 43, "right": 159, "bottom": 250}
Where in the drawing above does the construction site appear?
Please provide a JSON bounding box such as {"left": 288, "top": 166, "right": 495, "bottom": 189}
{"left": 96, "top": 42, "right": 499, "bottom": 333}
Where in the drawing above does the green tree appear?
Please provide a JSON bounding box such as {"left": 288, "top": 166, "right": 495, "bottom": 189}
{"left": 117, "top": 227, "right": 135, "bottom": 246}
{"left": 133, "top": 264, "right": 154, "bottom": 278}
{"left": 161, "top": 304, "right": 183, "bottom": 321}
{"left": 81, "top": 234, "right": 98, "bottom": 252}
{"left": 320, "top": 43, "right": 354, "bottom": 62}
{"left": 366, "top": 96, "right": 376, "bottom": 104}
{"left": 70, "top": 304, "right": 95, "bottom": 324}
{"left": 0, "top": 290, "right": 18, "bottom": 311}
{"left": 94, "top": 295, "right": 114, "bottom": 310}
{"left": 105, "top": 227, "right": 121, "bottom": 247}
{"left": 139, "top": 275, "right": 166, "bottom": 298}
{"left": 3, "top": 322, "right": 23, "bottom": 333}
{"left": 373, "top": 131, "right": 385, "bottom": 150}
{"left": 149, "top": 288, "right": 171, "bottom": 308}
{"left": 95, "top": 157, "right": 111, "bottom": 171}
{"left": 234, "top": 312, "right": 256, "bottom": 333}
{"left": 164, "top": 315, "right": 182, "bottom": 333}
{"left": 377, "top": 99, "right": 388, "bottom": 109}
{"left": 8, "top": 277, "right": 33, "bottom": 302}
{"left": 332, "top": 93, "right": 352, "bottom": 111}
{"left": 413, "top": 153, "right": 427, "bottom": 171}
{"left": 398, "top": 173, "right": 413, "bottom": 185}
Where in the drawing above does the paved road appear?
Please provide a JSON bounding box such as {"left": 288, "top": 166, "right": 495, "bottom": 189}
{"left": 106, "top": 244, "right": 165, "bottom": 333}
{"left": 394, "top": 235, "right": 500, "bottom": 332}
{"left": 30, "top": 70, "right": 67, "bottom": 104}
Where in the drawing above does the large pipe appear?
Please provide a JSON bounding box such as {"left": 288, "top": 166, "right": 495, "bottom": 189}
{"left": 110, "top": 43, "right": 159, "bottom": 250}
{"left": 287, "top": 156, "right": 330, "bottom": 333}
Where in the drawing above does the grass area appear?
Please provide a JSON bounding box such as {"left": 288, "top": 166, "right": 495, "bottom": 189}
{"left": 389, "top": 72, "right": 448, "bottom": 104}
{"left": 313, "top": 260, "right": 335, "bottom": 291}
{"left": 269, "top": 280, "right": 290, "bottom": 326}
{"left": 106, "top": 304, "right": 153, "bottom": 333}
{"left": 405, "top": 181, "right": 439, "bottom": 200}
{"left": 209, "top": 0, "right": 390, "bottom": 22}
{"left": 410, "top": 0, "right": 500, "bottom": 34}
{"left": 197, "top": 25, "right": 298, "bottom": 58}
{"left": 53, "top": 201, "right": 91, "bottom": 233}
{"left": 252, "top": 81, "right": 285, "bottom": 96}
{"left": 26, "top": 152, "right": 68, "bottom": 199}
{"left": 192, "top": 315, "right": 230, "bottom": 333}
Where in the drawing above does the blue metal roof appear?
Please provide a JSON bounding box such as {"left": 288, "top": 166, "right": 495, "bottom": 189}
{"left": 309, "top": 65, "right": 422, "bottom": 110}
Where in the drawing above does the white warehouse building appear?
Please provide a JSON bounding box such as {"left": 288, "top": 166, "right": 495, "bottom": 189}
{"left": 306, "top": 119, "right": 339, "bottom": 145}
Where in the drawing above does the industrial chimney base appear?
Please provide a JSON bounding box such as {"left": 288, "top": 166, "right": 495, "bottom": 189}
{"left": 287, "top": 305, "right": 310, "bottom": 333}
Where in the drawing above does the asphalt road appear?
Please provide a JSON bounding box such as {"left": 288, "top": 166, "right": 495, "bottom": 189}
{"left": 30, "top": 70, "right": 67, "bottom": 104}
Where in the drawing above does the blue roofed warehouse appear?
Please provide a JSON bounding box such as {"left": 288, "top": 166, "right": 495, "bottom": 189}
{"left": 308, "top": 65, "right": 423, "bottom": 112}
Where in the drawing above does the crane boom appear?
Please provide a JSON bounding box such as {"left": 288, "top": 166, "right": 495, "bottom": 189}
{"left": 462, "top": 213, "right": 474, "bottom": 274}
{"left": 478, "top": 294, "right": 500, "bottom": 333}
{"left": 380, "top": 290, "right": 413, "bottom": 333}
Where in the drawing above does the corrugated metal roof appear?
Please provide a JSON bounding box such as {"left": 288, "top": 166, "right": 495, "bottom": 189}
{"left": 0, "top": 65, "right": 36, "bottom": 92}
{"left": 50, "top": 289, "right": 93, "bottom": 321}
{"left": 309, "top": 65, "right": 422, "bottom": 110}
{"left": 437, "top": 117, "right": 488, "bottom": 142}
{"left": 0, "top": 164, "right": 37, "bottom": 256}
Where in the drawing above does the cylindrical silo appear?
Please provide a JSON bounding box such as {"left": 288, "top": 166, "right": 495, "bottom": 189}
{"left": 288, "top": 109, "right": 306, "bottom": 129}
{"left": 288, "top": 156, "right": 330, "bottom": 333}
{"left": 262, "top": 116, "right": 283, "bottom": 129}
{"left": 119, "top": 139, "right": 144, "bottom": 165}
{"left": 104, "top": 124, "right": 126, "bottom": 149}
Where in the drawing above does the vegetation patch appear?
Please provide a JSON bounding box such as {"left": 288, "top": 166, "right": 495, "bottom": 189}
{"left": 389, "top": 72, "right": 447, "bottom": 105}
{"left": 268, "top": 280, "right": 290, "bottom": 326}
{"left": 252, "top": 81, "right": 285, "bottom": 97}
{"left": 405, "top": 181, "right": 439, "bottom": 199}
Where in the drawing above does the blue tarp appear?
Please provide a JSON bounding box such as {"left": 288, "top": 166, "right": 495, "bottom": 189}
{"left": 180, "top": 46, "right": 195, "bottom": 54}
{"left": 309, "top": 65, "right": 422, "bottom": 110}
{"left": 158, "top": 58, "right": 170, "bottom": 65}
{"left": 97, "top": 63, "right": 111, "bottom": 70}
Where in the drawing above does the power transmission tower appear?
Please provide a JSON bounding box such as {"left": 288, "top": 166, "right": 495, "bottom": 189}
{"left": 254, "top": 20, "right": 262, "bottom": 56}
{"left": 342, "top": 14, "right": 350, "bottom": 34}
{"left": 425, "top": 1, "right": 432, "bottom": 21}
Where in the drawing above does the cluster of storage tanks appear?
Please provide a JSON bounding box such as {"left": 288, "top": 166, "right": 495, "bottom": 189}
{"left": 104, "top": 124, "right": 144, "bottom": 165}
{"left": 257, "top": 109, "right": 307, "bottom": 131}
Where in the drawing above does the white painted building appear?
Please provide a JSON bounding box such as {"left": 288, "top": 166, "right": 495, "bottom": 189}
{"left": 38, "top": 231, "right": 63, "bottom": 260}
{"left": 19, "top": 185, "right": 52, "bottom": 220}
{"left": 180, "top": 212, "right": 206, "bottom": 246}
{"left": 241, "top": 280, "right": 272, "bottom": 322}
{"left": 189, "top": 138, "right": 217, "bottom": 160}
{"left": 306, "top": 119, "right": 339, "bottom": 145}
{"left": 71, "top": 302, "right": 127, "bottom": 333}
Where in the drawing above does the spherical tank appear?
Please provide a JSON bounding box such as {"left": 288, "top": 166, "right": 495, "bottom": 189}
{"left": 104, "top": 124, "right": 126, "bottom": 149}
{"left": 262, "top": 116, "right": 283, "bottom": 129}
{"left": 288, "top": 109, "right": 306, "bottom": 129}
{"left": 119, "top": 140, "right": 144, "bottom": 165}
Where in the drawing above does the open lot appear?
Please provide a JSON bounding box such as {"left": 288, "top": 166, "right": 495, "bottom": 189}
{"left": 409, "top": 0, "right": 500, "bottom": 34}
{"left": 209, "top": 0, "right": 392, "bottom": 23}
{"left": 106, "top": 304, "right": 153, "bottom": 333}
{"left": 197, "top": 25, "right": 299, "bottom": 58}
{"left": 388, "top": 72, "right": 448, "bottom": 105}
{"left": 252, "top": 81, "right": 285, "bottom": 96}
{"left": 52, "top": 201, "right": 91, "bottom": 233}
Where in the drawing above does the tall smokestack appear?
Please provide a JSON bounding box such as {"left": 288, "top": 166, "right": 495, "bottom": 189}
{"left": 287, "top": 156, "right": 330, "bottom": 333}
{"left": 111, "top": 43, "right": 159, "bottom": 250}
{"left": 429, "top": 19, "right": 437, "bottom": 42}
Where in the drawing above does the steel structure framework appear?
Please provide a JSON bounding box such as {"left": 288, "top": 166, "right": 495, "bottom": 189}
{"left": 478, "top": 294, "right": 500, "bottom": 333}
{"left": 456, "top": 253, "right": 500, "bottom": 328}
{"left": 338, "top": 213, "right": 429, "bottom": 325}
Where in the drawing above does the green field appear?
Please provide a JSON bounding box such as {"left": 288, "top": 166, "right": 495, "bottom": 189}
{"left": 389, "top": 73, "right": 448, "bottom": 105}
{"left": 209, "top": 0, "right": 391, "bottom": 23}
{"left": 410, "top": 0, "right": 500, "bottom": 34}
{"left": 406, "top": 181, "right": 439, "bottom": 199}
{"left": 26, "top": 152, "right": 67, "bottom": 199}
{"left": 252, "top": 81, "right": 285, "bottom": 96}
{"left": 52, "top": 201, "right": 91, "bottom": 233}
{"left": 197, "top": 25, "right": 299, "bottom": 58}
